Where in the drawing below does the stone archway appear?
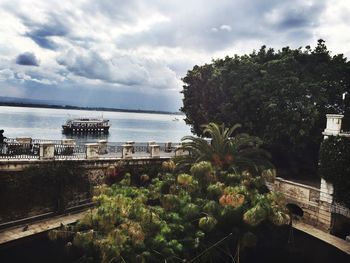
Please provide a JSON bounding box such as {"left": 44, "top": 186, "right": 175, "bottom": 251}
{"left": 286, "top": 203, "right": 304, "bottom": 218}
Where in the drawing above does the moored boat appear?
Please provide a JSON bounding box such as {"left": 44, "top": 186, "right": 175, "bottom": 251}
{"left": 62, "top": 118, "right": 110, "bottom": 134}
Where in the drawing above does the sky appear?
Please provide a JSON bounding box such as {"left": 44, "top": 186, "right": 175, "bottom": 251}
{"left": 0, "top": 0, "right": 349, "bottom": 111}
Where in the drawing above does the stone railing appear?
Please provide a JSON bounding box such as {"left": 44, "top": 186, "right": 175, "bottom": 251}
{"left": 0, "top": 138, "right": 187, "bottom": 160}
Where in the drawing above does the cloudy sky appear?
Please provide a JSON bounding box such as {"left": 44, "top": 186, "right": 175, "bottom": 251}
{"left": 0, "top": 0, "right": 349, "bottom": 111}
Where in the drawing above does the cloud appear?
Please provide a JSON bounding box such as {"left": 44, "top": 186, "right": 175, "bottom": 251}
{"left": 57, "top": 48, "right": 180, "bottom": 89}
{"left": 0, "top": 0, "right": 349, "bottom": 111}
{"left": 16, "top": 52, "right": 40, "bottom": 66}
{"left": 0, "top": 68, "right": 15, "bottom": 80}
{"left": 22, "top": 16, "right": 69, "bottom": 50}
{"left": 219, "top": 25, "right": 232, "bottom": 32}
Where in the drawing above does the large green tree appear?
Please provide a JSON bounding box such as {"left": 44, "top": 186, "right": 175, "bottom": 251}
{"left": 181, "top": 40, "right": 350, "bottom": 178}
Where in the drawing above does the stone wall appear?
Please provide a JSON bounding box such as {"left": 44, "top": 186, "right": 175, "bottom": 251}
{"left": 272, "top": 177, "right": 332, "bottom": 231}
{"left": 0, "top": 157, "right": 169, "bottom": 225}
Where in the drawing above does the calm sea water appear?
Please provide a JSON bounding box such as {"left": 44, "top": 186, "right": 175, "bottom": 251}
{"left": 0, "top": 106, "right": 191, "bottom": 143}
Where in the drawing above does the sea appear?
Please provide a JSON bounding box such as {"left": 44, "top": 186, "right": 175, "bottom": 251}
{"left": 0, "top": 106, "right": 192, "bottom": 143}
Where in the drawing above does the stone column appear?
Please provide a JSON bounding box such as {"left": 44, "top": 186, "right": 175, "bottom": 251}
{"left": 165, "top": 142, "right": 172, "bottom": 152}
{"left": 39, "top": 142, "right": 55, "bottom": 160}
{"left": 318, "top": 178, "right": 334, "bottom": 230}
{"left": 16, "top": 137, "right": 33, "bottom": 154}
{"left": 98, "top": 140, "right": 108, "bottom": 154}
{"left": 322, "top": 114, "right": 344, "bottom": 138}
{"left": 122, "top": 144, "right": 134, "bottom": 159}
{"left": 61, "top": 139, "right": 75, "bottom": 155}
{"left": 126, "top": 141, "right": 135, "bottom": 153}
{"left": 319, "top": 114, "right": 342, "bottom": 231}
{"left": 320, "top": 178, "right": 334, "bottom": 203}
{"left": 85, "top": 143, "right": 99, "bottom": 159}
{"left": 147, "top": 141, "right": 156, "bottom": 153}
{"left": 150, "top": 144, "right": 160, "bottom": 158}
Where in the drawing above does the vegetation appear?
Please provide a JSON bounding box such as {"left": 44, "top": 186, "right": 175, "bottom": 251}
{"left": 176, "top": 122, "right": 272, "bottom": 172}
{"left": 181, "top": 40, "right": 350, "bottom": 178}
{"left": 50, "top": 124, "right": 289, "bottom": 262}
{"left": 319, "top": 136, "right": 350, "bottom": 206}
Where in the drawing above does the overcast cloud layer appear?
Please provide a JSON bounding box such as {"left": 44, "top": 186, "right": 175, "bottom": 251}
{"left": 0, "top": 0, "right": 349, "bottom": 111}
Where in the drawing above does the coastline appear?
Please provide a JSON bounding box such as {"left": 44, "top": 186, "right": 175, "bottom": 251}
{"left": 0, "top": 102, "right": 183, "bottom": 116}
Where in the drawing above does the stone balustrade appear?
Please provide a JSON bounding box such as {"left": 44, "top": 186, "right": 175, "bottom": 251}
{"left": 0, "top": 138, "right": 184, "bottom": 160}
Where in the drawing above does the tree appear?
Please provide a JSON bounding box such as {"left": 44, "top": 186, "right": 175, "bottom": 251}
{"left": 181, "top": 40, "right": 350, "bottom": 178}
{"left": 176, "top": 122, "right": 272, "bottom": 173}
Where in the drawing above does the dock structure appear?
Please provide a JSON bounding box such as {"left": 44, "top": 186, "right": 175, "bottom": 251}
{"left": 62, "top": 118, "right": 110, "bottom": 134}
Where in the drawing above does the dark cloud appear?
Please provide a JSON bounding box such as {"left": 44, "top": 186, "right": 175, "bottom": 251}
{"left": 15, "top": 52, "right": 40, "bottom": 66}
{"left": 23, "top": 16, "right": 69, "bottom": 50}
{"left": 57, "top": 50, "right": 146, "bottom": 85}
{"left": 57, "top": 49, "right": 179, "bottom": 89}
{"left": 274, "top": 4, "right": 324, "bottom": 30}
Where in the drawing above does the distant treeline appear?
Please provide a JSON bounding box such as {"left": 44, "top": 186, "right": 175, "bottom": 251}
{"left": 0, "top": 102, "right": 183, "bottom": 115}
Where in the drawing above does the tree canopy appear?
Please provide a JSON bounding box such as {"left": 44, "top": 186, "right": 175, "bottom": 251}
{"left": 181, "top": 40, "right": 350, "bottom": 178}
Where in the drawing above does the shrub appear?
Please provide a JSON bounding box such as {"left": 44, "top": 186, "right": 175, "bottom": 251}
{"left": 319, "top": 136, "right": 350, "bottom": 206}
{"left": 50, "top": 161, "right": 289, "bottom": 262}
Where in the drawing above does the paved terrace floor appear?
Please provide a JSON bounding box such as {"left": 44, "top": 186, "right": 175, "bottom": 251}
{"left": 294, "top": 221, "right": 350, "bottom": 255}
{"left": 1, "top": 211, "right": 350, "bottom": 256}
{"left": 0, "top": 211, "right": 86, "bottom": 245}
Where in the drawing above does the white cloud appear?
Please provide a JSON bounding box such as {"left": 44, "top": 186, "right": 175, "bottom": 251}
{"left": 0, "top": 68, "right": 15, "bottom": 80}
{"left": 219, "top": 25, "right": 232, "bottom": 32}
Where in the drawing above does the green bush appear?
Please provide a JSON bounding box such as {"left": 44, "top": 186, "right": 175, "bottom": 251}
{"left": 319, "top": 136, "right": 350, "bottom": 206}
{"left": 50, "top": 161, "right": 289, "bottom": 262}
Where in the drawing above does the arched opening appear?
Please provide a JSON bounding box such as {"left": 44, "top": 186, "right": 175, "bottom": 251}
{"left": 286, "top": 203, "right": 304, "bottom": 218}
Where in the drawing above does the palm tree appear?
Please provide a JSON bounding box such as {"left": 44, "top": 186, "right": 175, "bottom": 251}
{"left": 175, "top": 123, "right": 272, "bottom": 173}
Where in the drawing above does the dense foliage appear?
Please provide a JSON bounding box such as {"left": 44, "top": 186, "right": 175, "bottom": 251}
{"left": 50, "top": 124, "right": 289, "bottom": 262}
{"left": 176, "top": 122, "right": 272, "bottom": 172}
{"left": 319, "top": 136, "right": 350, "bottom": 206}
{"left": 181, "top": 40, "right": 350, "bottom": 178}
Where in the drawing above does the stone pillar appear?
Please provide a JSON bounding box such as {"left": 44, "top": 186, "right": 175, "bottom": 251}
{"left": 16, "top": 137, "right": 33, "bottom": 154}
{"left": 126, "top": 141, "right": 135, "bottom": 153}
{"left": 61, "top": 139, "right": 75, "bottom": 155}
{"left": 98, "top": 140, "right": 108, "bottom": 154}
{"left": 174, "top": 145, "right": 184, "bottom": 156}
{"left": 122, "top": 144, "right": 133, "bottom": 159}
{"left": 85, "top": 143, "right": 99, "bottom": 159}
{"left": 320, "top": 178, "right": 334, "bottom": 203}
{"left": 319, "top": 114, "right": 340, "bottom": 231}
{"left": 319, "top": 178, "right": 334, "bottom": 230}
{"left": 39, "top": 142, "right": 55, "bottom": 160}
{"left": 165, "top": 142, "right": 172, "bottom": 152}
{"left": 150, "top": 144, "right": 160, "bottom": 158}
{"left": 322, "top": 114, "right": 344, "bottom": 138}
{"left": 147, "top": 141, "right": 156, "bottom": 153}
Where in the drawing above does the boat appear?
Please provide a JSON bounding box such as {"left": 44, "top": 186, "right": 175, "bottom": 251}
{"left": 62, "top": 118, "right": 111, "bottom": 134}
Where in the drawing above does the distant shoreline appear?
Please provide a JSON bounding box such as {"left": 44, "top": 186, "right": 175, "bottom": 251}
{"left": 0, "top": 102, "right": 183, "bottom": 115}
